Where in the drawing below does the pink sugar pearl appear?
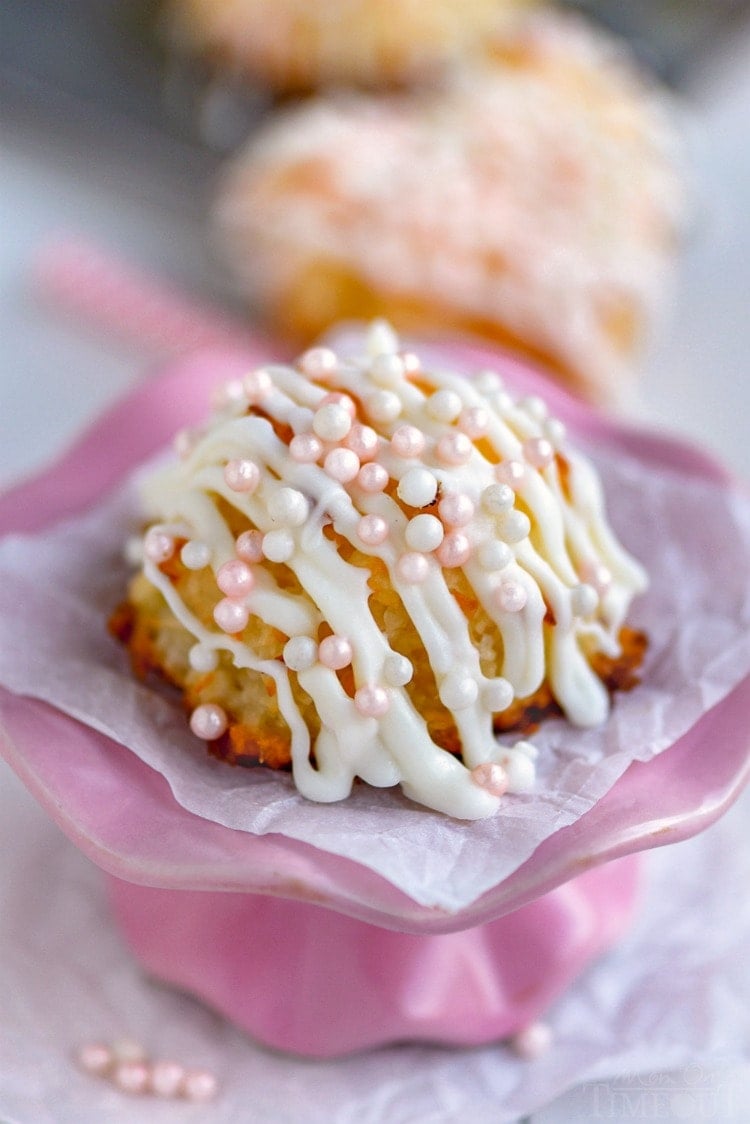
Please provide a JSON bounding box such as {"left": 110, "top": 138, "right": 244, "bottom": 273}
{"left": 77, "top": 1043, "right": 114, "bottom": 1076}
{"left": 289, "top": 433, "right": 323, "bottom": 463}
{"left": 523, "top": 436, "right": 554, "bottom": 469}
{"left": 400, "top": 351, "right": 421, "bottom": 374}
{"left": 113, "top": 1060, "right": 150, "bottom": 1095}
{"left": 390, "top": 424, "right": 425, "bottom": 458}
{"left": 580, "top": 561, "right": 613, "bottom": 594}
{"left": 357, "top": 461, "right": 389, "bottom": 492}
{"left": 324, "top": 447, "right": 360, "bottom": 482}
{"left": 182, "top": 1069, "right": 218, "bottom": 1103}
{"left": 144, "top": 528, "right": 174, "bottom": 564}
{"left": 512, "top": 1021, "right": 553, "bottom": 1059}
{"left": 299, "top": 346, "right": 337, "bottom": 380}
{"left": 471, "top": 762, "right": 508, "bottom": 797}
{"left": 345, "top": 423, "right": 379, "bottom": 461}
{"left": 436, "top": 431, "right": 473, "bottom": 465}
{"left": 495, "top": 460, "right": 526, "bottom": 488}
{"left": 495, "top": 580, "right": 527, "bottom": 613}
{"left": 223, "top": 458, "right": 260, "bottom": 493}
{"left": 213, "top": 597, "right": 249, "bottom": 633}
{"left": 235, "top": 529, "right": 264, "bottom": 563}
{"left": 216, "top": 559, "right": 254, "bottom": 598}
{"left": 458, "top": 406, "right": 489, "bottom": 438}
{"left": 436, "top": 531, "right": 472, "bottom": 568}
{"left": 321, "top": 391, "right": 356, "bottom": 417}
{"left": 396, "top": 552, "right": 430, "bottom": 584}
{"left": 190, "top": 704, "right": 228, "bottom": 741}
{"left": 357, "top": 514, "right": 389, "bottom": 546}
{"left": 438, "top": 492, "right": 474, "bottom": 527}
{"left": 242, "top": 368, "right": 272, "bottom": 402}
{"left": 318, "top": 635, "right": 353, "bottom": 670}
{"left": 150, "top": 1060, "right": 186, "bottom": 1098}
{"left": 354, "top": 684, "right": 390, "bottom": 718}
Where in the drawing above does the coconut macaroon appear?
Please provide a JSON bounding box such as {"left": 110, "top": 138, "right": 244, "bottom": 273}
{"left": 111, "top": 324, "right": 648, "bottom": 819}
{"left": 215, "top": 13, "right": 684, "bottom": 403}
{"left": 165, "top": 0, "right": 533, "bottom": 93}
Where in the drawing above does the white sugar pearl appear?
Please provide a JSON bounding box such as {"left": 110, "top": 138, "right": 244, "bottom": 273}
{"left": 112, "top": 1038, "right": 147, "bottom": 1064}
{"left": 481, "top": 484, "right": 514, "bottom": 514}
{"left": 483, "top": 678, "right": 514, "bottom": 712}
{"left": 189, "top": 644, "right": 219, "bottom": 672}
{"left": 544, "top": 418, "right": 567, "bottom": 445}
{"left": 497, "top": 510, "right": 531, "bottom": 543}
{"left": 571, "top": 583, "right": 599, "bottom": 616}
{"left": 267, "top": 487, "right": 309, "bottom": 527}
{"left": 262, "top": 529, "right": 295, "bottom": 563}
{"left": 500, "top": 749, "right": 537, "bottom": 793}
{"left": 519, "top": 395, "right": 548, "bottom": 422}
{"left": 283, "top": 636, "right": 318, "bottom": 671}
{"left": 426, "top": 388, "right": 463, "bottom": 423}
{"left": 474, "top": 369, "right": 503, "bottom": 394}
{"left": 312, "top": 403, "right": 352, "bottom": 441}
{"left": 397, "top": 467, "right": 438, "bottom": 507}
{"left": 366, "top": 319, "right": 399, "bottom": 357}
{"left": 405, "top": 514, "right": 444, "bottom": 552}
{"left": 492, "top": 390, "right": 515, "bottom": 414}
{"left": 439, "top": 673, "right": 478, "bottom": 711}
{"left": 365, "top": 389, "right": 402, "bottom": 423}
{"left": 370, "top": 352, "right": 405, "bottom": 386}
{"left": 383, "top": 654, "right": 413, "bottom": 687}
{"left": 180, "top": 540, "right": 211, "bottom": 570}
{"left": 478, "top": 540, "right": 512, "bottom": 571}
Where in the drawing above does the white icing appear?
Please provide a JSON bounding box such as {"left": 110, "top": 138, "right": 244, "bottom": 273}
{"left": 135, "top": 326, "right": 647, "bottom": 818}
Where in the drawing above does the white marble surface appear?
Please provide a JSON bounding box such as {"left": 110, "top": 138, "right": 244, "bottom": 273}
{"left": 1, "top": 28, "right": 750, "bottom": 1121}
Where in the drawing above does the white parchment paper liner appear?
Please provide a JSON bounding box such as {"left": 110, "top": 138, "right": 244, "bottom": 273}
{"left": 0, "top": 441, "right": 748, "bottom": 912}
{"left": 1, "top": 760, "right": 748, "bottom": 1124}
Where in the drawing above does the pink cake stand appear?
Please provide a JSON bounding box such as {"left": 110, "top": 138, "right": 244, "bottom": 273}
{"left": 1, "top": 341, "right": 748, "bottom": 1057}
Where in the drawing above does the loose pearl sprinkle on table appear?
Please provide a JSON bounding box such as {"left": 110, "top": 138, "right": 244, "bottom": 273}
{"left": 75, "top": 1039, "right": 218, "bottom": 1102}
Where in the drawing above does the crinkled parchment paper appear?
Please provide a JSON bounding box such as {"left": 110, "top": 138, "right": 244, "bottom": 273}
{"left": 0, "top": 442, "right": 748, "bottom": 911}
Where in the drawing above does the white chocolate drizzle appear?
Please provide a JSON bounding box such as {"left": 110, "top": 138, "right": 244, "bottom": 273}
{"left": 135, "top": 324, "right": 647, "bottom": 819}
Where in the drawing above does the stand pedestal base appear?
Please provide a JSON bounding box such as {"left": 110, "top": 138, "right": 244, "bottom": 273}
{"left": 108, "top": 853, "right": 641, "bottom": 1057}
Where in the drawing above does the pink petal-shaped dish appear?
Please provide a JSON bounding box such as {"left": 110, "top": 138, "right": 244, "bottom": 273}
{"left": 1, "top": 338, "right": 748, "bottom": 1055}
